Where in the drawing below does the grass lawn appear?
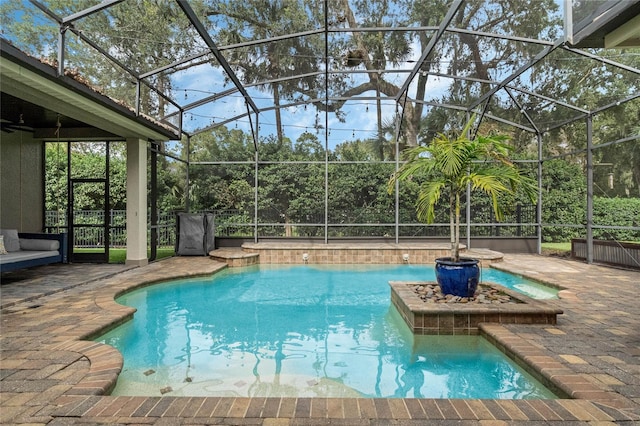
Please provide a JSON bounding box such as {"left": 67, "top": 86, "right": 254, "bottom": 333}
{"left": 541, "top": 242, "right": 571, "bottom": 251}
{"left": 74, "top": 247, "right": 175, "bottom": 264}
{"left": 540, "top": 240, "right": 639, "bottom": 256}
{"left": 541, "top": 242, "right": 571, "bottom": 256}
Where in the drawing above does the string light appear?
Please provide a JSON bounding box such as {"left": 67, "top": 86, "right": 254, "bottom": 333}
{"left": 185, "top": 112, "right": 378, "bottom": 134}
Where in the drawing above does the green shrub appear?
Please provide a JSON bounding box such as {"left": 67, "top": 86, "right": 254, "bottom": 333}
{"left": 593, "top": 197, "right": 640, "bottom": 241}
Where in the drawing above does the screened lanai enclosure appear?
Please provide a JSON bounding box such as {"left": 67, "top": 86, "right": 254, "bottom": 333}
{"left": 1, "top": 0, "right": 639, "bottom": 263}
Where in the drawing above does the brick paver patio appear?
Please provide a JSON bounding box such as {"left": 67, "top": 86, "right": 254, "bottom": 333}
{"left": 1, "top": 254, "right": 640, "bottom": 425}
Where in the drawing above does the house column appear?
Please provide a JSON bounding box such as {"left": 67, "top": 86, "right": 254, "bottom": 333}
{"left": 126, "top": 138, "right": 148, "bottom": 267}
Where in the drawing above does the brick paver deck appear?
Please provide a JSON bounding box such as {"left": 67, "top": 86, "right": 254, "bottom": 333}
{"left": 1, "top": 254, "right": 640, "bottom": 425}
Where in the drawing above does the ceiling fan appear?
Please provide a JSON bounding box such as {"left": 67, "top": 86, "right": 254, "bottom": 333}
{"left": 0, "top": 114, "right": 35, "bottom": 133}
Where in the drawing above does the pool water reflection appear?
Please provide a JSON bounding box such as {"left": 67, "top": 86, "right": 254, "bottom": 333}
{"left": 98, "top": 264, "right": 557, "bottom": 398}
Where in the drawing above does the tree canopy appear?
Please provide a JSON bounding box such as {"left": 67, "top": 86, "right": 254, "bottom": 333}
{"left": 3, "top": 0, "right": 638, "bottom": 242}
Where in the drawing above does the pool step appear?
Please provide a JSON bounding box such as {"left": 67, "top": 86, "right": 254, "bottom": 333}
{"left": 209, "top": 248, "right": 259, "bottom": 267}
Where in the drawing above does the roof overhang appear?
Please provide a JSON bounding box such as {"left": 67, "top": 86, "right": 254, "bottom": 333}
{"left": 568, "top": 0, "right": 640, "bottom": 48}
{"left": 605, "top": 13, "right": 640, "bottom": 48}
{"left": 0, "top": 40, "right": 179, "bottom": 141}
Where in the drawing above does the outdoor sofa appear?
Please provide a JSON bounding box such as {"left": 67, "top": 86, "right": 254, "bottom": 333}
{"left": 0, "top": 229, "right": 68, "bottom": 273}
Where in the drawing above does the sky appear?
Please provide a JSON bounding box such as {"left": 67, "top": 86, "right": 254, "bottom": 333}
{"left": 167, "top": 1, "right": 569, "bottom": 150}
{"left": 170, "top": 39, "right": 454, "bottom": 150}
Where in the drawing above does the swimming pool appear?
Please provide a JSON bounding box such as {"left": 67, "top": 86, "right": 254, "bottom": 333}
{"left": 98, "top": 264, "right": 557, "bottom": 398}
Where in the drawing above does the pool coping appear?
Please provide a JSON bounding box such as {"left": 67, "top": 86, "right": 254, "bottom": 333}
{"left": 2, "top": 256, "right": 640, "bottom": 424}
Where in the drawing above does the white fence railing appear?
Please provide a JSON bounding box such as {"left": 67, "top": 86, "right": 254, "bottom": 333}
{"left": 46, "top": 210, "right": 176, "bottom": 248}
{"left": 45, "top": 210, "right": 250, "bottom": 248}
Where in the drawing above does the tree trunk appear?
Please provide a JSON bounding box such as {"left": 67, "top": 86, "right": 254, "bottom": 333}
{"left": 339, "top": 0, "right": 420, "bottom": 147}
{"left": 376, "top": 84, "right": 383, "bottom": 159}
{"left": 401, "top": 101, "right": 419, "bottom": 148}
{"left": 268, "top": 43, "right": 284, "bottom": 142}
{"left": 284, "top": 215, "right": 292, "bottom": 237}
{"left": 454, "top": 191, "right": 461, "bottom": 262}
{"left": 449, "top": 189, "right": 457, "bottom": 261}
{"left": 273, "top": 83, "right": 284, "bottom": 143}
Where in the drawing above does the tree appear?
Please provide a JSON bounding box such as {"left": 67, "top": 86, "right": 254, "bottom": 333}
{"left": 528, "top": 46, "right": 640, "bottom": 197}
{"left": 389, "top": 118, "right": 538, "bottom": 261}
{"left": 1, "top": 0, "right": 207, "bottom": 115}
{"left": 186, "top": 127, "right": 255, "bottom": 212}
{"left": 44, "top": 143, "right": 69, "bottom": 227}
{"left": 207, "top": 0, "right": 324, "bottom": 142}
{"left": 6, "top": 0, "right": 639, "bottom": 243}
{"left": 257, "top": 133, "right": 324, "bottom": 236}
{"left": 44, "top": 141, "right": 127, "bottom": 215}
{"left": 540, "top": 159, "right": 586, "bottom": 242}
{"left": 328, "top": 162, "right": 395, "bottom": 234}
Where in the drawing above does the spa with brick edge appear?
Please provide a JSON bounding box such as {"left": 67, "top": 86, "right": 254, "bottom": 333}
{"left": 2, "top": 253, "right": 640, "bottom": 424}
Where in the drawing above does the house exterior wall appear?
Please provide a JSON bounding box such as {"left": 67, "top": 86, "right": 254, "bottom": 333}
{"left": 0, "top": 132, "right": 44, "bottom": 232}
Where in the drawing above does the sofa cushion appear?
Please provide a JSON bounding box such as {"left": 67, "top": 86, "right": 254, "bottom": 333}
{"left": 0, "top": 235, "right": 7, "bottom": 255}
{"left": 0, "top": 229, "right": 20, "bottom": 252}
{"left": 20, "top": 238, "right": 60, "bottom": 251}
{"left": 0, "top": 250, "right": 60, "bottom": 265}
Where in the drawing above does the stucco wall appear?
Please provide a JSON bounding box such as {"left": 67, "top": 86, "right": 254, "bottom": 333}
{"left": 0, "top": 132, "right": 44, "bottom": 232}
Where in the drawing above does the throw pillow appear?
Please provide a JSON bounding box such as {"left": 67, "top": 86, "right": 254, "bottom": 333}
{"left": 0, "top": 235, "right": 7, "bottom": 255}
{"left": 0, "top": 229, "right": 20, "bottom": 252}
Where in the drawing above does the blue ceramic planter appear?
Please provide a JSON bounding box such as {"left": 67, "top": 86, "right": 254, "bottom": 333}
{"left": 435, "top": 257, "right": 480, "bottom": 297}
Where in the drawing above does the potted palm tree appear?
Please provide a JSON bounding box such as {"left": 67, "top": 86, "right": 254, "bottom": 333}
{"left": 388, "top": 117, "right": 538, "bottom": 297}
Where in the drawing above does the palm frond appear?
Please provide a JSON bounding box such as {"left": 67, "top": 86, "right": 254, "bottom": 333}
{"left": 432, "top": 133, "right": 466, "bottom": 177}
{"left": 416, "top": 181, "right": 446, "bottom": 224}
{"left": 387, "top": 113, "right": 538, "bottom": 262}
{"left": 467, "top": 173, "right": 510, "bottom": 195}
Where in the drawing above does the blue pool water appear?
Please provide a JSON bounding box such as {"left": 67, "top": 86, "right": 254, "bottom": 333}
{"left": 99, "top": 264, "right": 557, "bottom": 398}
